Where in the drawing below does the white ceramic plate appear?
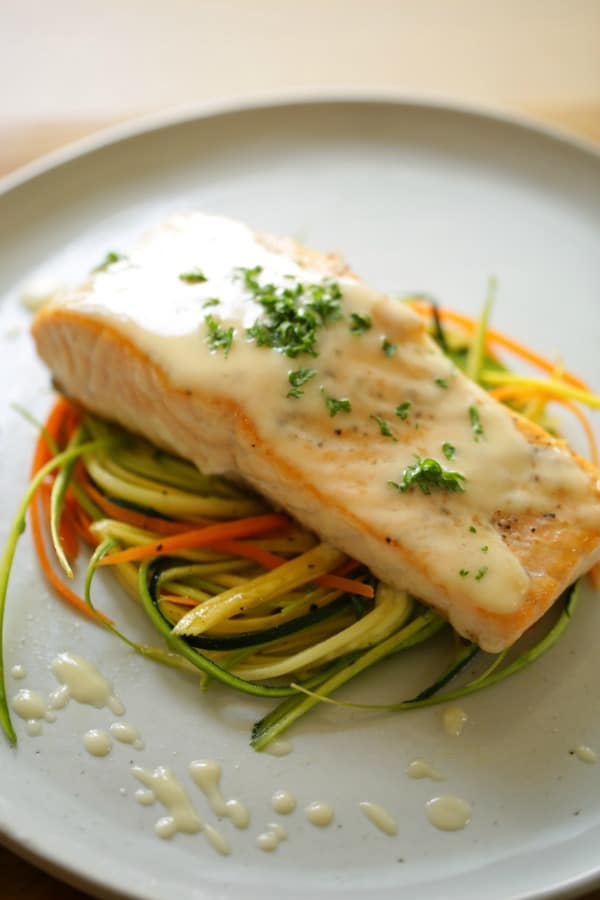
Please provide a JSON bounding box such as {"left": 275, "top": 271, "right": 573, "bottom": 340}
{"left": 0, "top": 96, "right": 599, "bottom": 900}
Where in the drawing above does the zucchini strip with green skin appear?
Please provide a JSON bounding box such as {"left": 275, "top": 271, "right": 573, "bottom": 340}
{"left": 0, "top": 436, "right": 118, "bottom": 744}
{"left": 50, "top": 425, "right": 86, "bottom": 579}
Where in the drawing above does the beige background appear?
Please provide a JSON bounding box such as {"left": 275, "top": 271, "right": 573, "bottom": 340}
{"left": 1, "top": 1, "right": 599, "bottom": 898}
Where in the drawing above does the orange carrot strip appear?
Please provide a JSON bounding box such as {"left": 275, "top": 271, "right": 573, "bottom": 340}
{"left": 81, "top": 477, "right": 208, "bottom": 535}
{"left": 158, "top": 594, "right": 200, "bottom": 608}
{"left": 28, "top": 400, "right": 111, "bottom": 623}
{"left": 96, "top": 513, "right": 290, "bottom": 567}
{"left": 561, "top": 400, "right": 599, "bottom": 468}
{"left": 316, "top": 573, "right": 374, "bottom": 598}
{"left": 410, "top": 301, "right": 588, "bottom": 390}
{"left": 490, "top": 386, "right": 599, "bottom": 467}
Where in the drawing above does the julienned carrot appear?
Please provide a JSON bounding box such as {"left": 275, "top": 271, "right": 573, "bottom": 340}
{"left": 81, "top": 477, "right": 207, "bottom": 535}
{"left": 409, "top": 300, "right": 588, "bottom": 390}
{"left": 28, "top": 398, "right": 111, "bottom": 623}
{"left": 489, "top": 385, "right": 599, "bottom": 467}
{"left": 97, "top": 514, "right": 291, "bottom": 567}
{"left": 212, "top": 540, "right": 374, "bottom": 599}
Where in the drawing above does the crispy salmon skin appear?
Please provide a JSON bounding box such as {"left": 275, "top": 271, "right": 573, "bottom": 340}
{"left": 31, "top": 213, "right": 600, "bottom": 652}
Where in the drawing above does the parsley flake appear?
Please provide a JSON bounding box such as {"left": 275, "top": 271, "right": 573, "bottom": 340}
{"left": 389, "top": 455, "right": 466, "bottom": 495}
{"left": 321, "top": 388, "right": 351, "bottom": 417}
{"left": 435, "top": 377, "right": 449, "bottom": 389}
{"left": 92, "top": 251, "right": 126, "bottom": 272}
{"left": 469, "top": 405, "right": 484, "bottom": 441}
{"left": 481, "top": 545, "right": 489, "bottom": 553}
{"left": 202, "top": 298, "right": 220, "bottom": 308}
{"left": 382, "top": 337, "right": 397, "bottom": 358}
{"left": 204, "top": 314, "right": 234, "bottom": 357}
{"left": 349, "top": 312, "right": 372, "bottom": 335}
{"left": 240, "top": 267, "right": 343, "bottom": 358}
{"left": 371, "top": 415, "right": 397, "bottom": 441}
{"left": 179, "top": 269, "right": 207, "bottom": 284}
{"left": 475, "top": 566, "right": 489, "bottom": 581}
{"left": 469, "top": 525, "right": 477, "bottom": 534}
{"left": 395, "top": 401, "right": 411, "bottom": 420}
{"left": 287, "top": 368, "right": 317, "bottom": 399}
{"left": 442, "top": 441, "right": 456, "bottom": 460}
{"left": 459, "top": 569, "right": 470, "bottom": 577}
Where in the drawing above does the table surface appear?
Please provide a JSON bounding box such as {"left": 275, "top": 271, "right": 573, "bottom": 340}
{"left": 1, "top": 101, "right": 599, "bottom": 900}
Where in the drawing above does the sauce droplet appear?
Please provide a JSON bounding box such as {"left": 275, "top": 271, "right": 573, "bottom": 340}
{"left": 10, "top": 664, "right": 27, "bottom": 680}
{"left": 406, "top": 759, "right": 445, "bottom": 781}
{"left": 359, "top": 801, "right": 398, "bottom": 836}
{"left": 425, "top": 795, "right": 472, "bottom": 831}
{"left": 305, "top": 801, "right": 334, "bottom": 827}
{"left": 256, "top": 822, "right": 287, "bottom": 852}
{"left": 110, "top": 721, "right": 144, "bottom": 750}
{"left": 574, "top": 744, "right": 597, "bottom": 764}
{"left": 189, "top": 759, "right": 250, "bottom": 829}
{"left": 264, "top": 738, "right": 292, "bottom": 757}
{"left": 135, "top": 788, "right": 156, "bottom": 806}
{"left": 271, "top": 790, "right": 297, "bottom": 815}
{"left": 51, "top": 653, "right": 124, "bottom": 714}
{"left": 441, "top": 706, "right": 468, "bottom": 737}
{"left": 12, "top": 689, "right": 47, "bottom": 722}
{"left": 83, "top": 729, "right": 112, "bottom": 757}
{"left": 132, "top": 765, "right": 203, "bottom": 840}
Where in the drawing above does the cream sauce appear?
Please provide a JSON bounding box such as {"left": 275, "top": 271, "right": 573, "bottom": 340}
{"left": 406, "top": 759, "right": 445, "bottom": 780}
{"left": 83, "top": 729, "right": 112, "bottom": 757}
{"left": 55, "top": 213, "right": 600, "bottom": 644}
{"left": 12, "top": 689, "right": 48, "bottom": 722}
{"left": 21, "top": 276, "right": 64, "bottom": 311}
{"left": 10, "top": 664, "right": 27, "bottom": 680}
{"left": 574, "top": 744, "right": 597, "bottom": 764}
{"left": 50, "top": 653, "right": 124, "bottom": 714}
{"left": 271, "top": 790, "right": 297, "bottom": 815}
{"left": 134, "top": 788, "right": 156, "bottom": 806}
{"left": 425, "top": 795, "right": 472, "bottom": 831}
{"left": 441, "top": 706, "right": 468, "bottom": 737}
{"left": 256, "top": 822, "right": 287, "bottom": 852}
{"left": 131, "top": 765, "right": 203, "bottom": 840}
{"left": 358, "top": 801, "right": 398, "bottom": 836}
{"left": 305, "top": 801, "right": 334, "bottom": 827}
{"left": 109, "top": 721, "right": 144, "bottom": 750}
{"left": 264, "top": 738, "right": 293, "bottom": 757}
{"left": 189, "top": 759, "right": 250, "bottom": 829}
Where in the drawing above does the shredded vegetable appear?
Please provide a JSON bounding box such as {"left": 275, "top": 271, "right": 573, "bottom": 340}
{"left": 0, "top": 293, "right": 598, "bottom": 750}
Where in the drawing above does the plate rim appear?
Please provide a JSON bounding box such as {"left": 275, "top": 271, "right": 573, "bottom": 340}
{"left": 1, "top": 89, "right": 600, "bottom": 900}
{"left": 1, "top": 87, "right": 599, "bottom": 200}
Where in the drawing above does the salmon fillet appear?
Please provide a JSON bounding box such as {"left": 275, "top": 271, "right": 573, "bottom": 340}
{"left": 31, "top": 213, "right": 600, "bottom": 652}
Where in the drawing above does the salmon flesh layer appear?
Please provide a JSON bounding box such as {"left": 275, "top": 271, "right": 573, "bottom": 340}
{"left": 31, "top": 213, "right": 600, "bottom": 652}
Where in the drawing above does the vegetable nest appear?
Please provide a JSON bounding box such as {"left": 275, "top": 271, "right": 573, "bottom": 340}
{"left": 0, "top": 296, "right": 597, "bottom": 749}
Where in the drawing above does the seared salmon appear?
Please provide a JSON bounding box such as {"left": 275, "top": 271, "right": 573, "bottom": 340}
{"left": 31, "top": 213, "right": 600, "bottom": 652}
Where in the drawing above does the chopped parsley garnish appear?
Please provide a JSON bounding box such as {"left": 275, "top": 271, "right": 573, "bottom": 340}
{"left": 204, "top": 314, "right": 234, "bottom": 357}
{"left": 321, "top": 388, "right": 351, "bottom": 418}
{"left": 371, "top": 415, "right": 397, "bottom": 441}
{"left": 442, "top": 441, "right": 456, "bottom": 460}
{"left": 382, "top": 338, "right": 397, "bottom": 358}
{"left": 469, "top": 405, "right": 484, "bottom": 441}
{"left": 395, "top": 401, "right": 411, "bottom": 420}
{"left": 435, "top": 377, "right": 449, "bottom": 389}
{"left": 459, "top": 569, "right": 470, "bottom": 577}
{"left": 389, "top": 455, "right": 466, "bottom": 495}
{"left": 475, "top": 566, "right": 489, "bottom": 581}
{"left": 469, "top": 525, "right": 477, "bottom": 533}
{"left": 287, "top": 368, "right": 317, "bottom": 399}
{"left": 239, "top": 267, "right": 343, "bottom": 358}
{"left": 202, "top": 298, "right": 221, "bottom": 308}
{"left": 349, "top": 312, "right": 372, "bottom": 335}
{"left": 481, "top": 545, "right": 489, "bottom": 553}
{"left": 179, "top": 269, "right": 207, "bottom": 284}
{"left": 92, "top": 251, "right": 126, "bottom": 272}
